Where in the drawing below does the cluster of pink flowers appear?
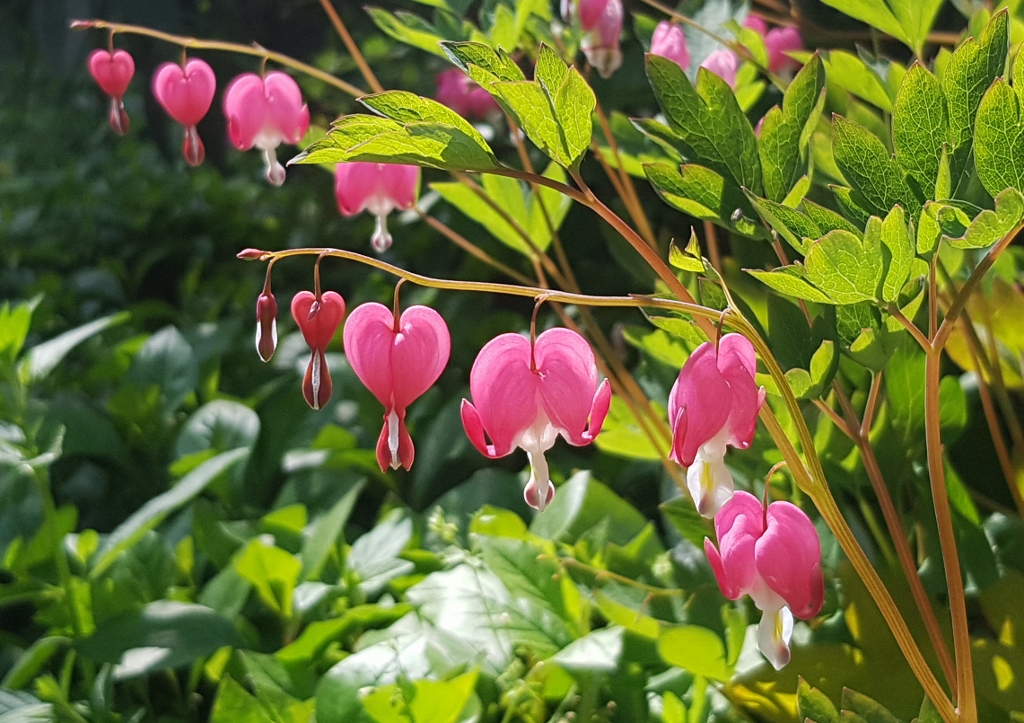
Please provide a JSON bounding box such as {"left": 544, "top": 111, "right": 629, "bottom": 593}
{"left": 649, "top": 16, "right": 802, "bottom": 88}
{"left": 668, "top": 333, "right": 823, "bottom": 668}
{"left": 87, "top": 48, "right": 309, "bottom": 184}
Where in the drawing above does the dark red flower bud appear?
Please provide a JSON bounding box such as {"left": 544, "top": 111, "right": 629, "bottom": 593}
{"left": 255, "top": 292, "right": 278, "bottom": 362}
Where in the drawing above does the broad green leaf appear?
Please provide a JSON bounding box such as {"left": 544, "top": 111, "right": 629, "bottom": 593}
{"left": 91, "top": 449, "right": 248, "bottom": 578}
{"left": 366, "top": 8, "right": 449, "bottom": 57}
{"left": 360, "top": 91, "right": 493, "bottom": 155}
{"left": 19, "top": 312, "right": 127, "bottom": 382}
{"left": 818, "top": 0, "right": 909, "bottom": 48}
{"left": 300, "top": 480, "right": 363, "bottom": 581}
{"left": 487, "top": 2, "right": 517, "bottom": 50}
{"left": 348, "top": 510, "right": 414, "bottom": 597}
{"left": 657, "top": 624, "right": 731, "bottom": 681}
{"left": 432, "top": 175, "right": 547, "bottom": 256}
{"left": 644, "top": 162, "right": 761, "bottom": 238}
{"left": 746, "top": 266, "right": 835, "bottom": 304}
{"left": 492, "top": 80, "right": 568, "bottom": 166}
{"left": 668, "top": 232, "right": 705, "bottom": 273}
{"left": 944, "top": 187, "right": 1024, "bottom": 249}
{"left": 758, "top": 56, "right": 826, "bottom": 202}
{"left": 77, "top": 601, "right": 240, "bottom": 680}
{"left": 830, "top": 185, "right": 872, "bottom": 226}
{"left": 234, "top": 539, "right": 302, "bottom": 618}
{"left": 645, "top": 54, "right": 762, "bottom": 193}
{"left": 943, "top": 10, "right": 1008, "bottom": 188}
{"left": 551, "top": 627, "right": 624, "bottom": 675}
{"left": 890, "top": 0, "right": 944, "bottom": 57}
{"left": 553, "top": 67, "right": 596, "bottom": 166}
{"left": 878, "top": 206, "right": 914, "bottom": 301}
{"left": 917, "top": 201, "right": 943, "bottom": 254}
{"left": 476, "top": 536, "right": 576, "bottom": 629}
{"left": 534, "top": 44, "right": 568, "bottom": 93}
{"left": 975, "top": 74, "right": 1024, "bottom": 197}
{"left": 363, "top": 671, "right": 480, "bottom": 723}
{"left": 822, "top": 50, "right": 894, "bottom": 112}
{"left": 1, "top": 636, "right": 70, "bottom": 690}
{"left": 805, "top": 229, "right": 884, "bottom": 304}
{"left": 0, "top": 300, "right": 34, "bottom": 363}
{"left": 660, "top": 496, "right": 711, "bottom": 549}
{"left": 840, "top": 688, "right": 902, "bottom": 723}
{"left": 210, "top": 676, "right": 274, "bottom": 723}
{"left": 797, "top": 677, "right": 840, "bottom": 723}
{"left": 745, "top": 192, "right": 821, "bottom": 255}
{"left": 125, "top": 326, "right": 198, "bottom": 414}
{"left": 175, "top": 400, "right": 260, "bottom": 459}
{"left": 832, "top": 115, "right": 917, "bottom": 216}
{"left": 892, "top": 64, "right": 948, "bottom": 198}
{"left": 802, "top": 199, "right": 862, "bottom": 237}
{"left": 531, "top": 472, "right": 652, "bottom": 547}
{"left": 440, "top": 41, "right": 525, "bottom": 81}
{"left": 593, "top": 395, "right": 665, "bottom": 461}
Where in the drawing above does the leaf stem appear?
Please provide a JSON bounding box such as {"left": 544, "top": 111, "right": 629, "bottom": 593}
{"left": 316, "top": 0, "right": 383, "bottom": 93}
{"left": 69, "top": 19, "right": 365, "bottom": 97}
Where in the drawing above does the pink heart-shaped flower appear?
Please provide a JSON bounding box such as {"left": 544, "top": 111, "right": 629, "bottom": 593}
{"left": 88, "top": 49, "right": 135, "bottom": 98}
{"left": 153, "top": 59, "right": 217, "bottom": 127}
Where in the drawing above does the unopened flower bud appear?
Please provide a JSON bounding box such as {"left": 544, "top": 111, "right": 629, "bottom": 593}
{"left": 255, "top": 292, "right": 278, "bottom": 362}
{"left": 237, "top": 248, "right": 267, "bottom": 260}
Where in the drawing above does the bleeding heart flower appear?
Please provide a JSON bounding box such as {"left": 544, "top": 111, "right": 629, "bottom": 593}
{"left": 343, "top": 302, "right": 450, "bottom": 472}
{"left": 436, "top": 68, "right": 500, "bottom": 121}
{"left": 668, "top": 333, "right": 765, "bottom": 517}
{"left": 334, "top": 162, "right": 420, "bottom": 253}
{"left": 255, "top": 291, "right": 278, "bottom": 362}
{"left": 88, "top": 49, "right": 135, "bottom": 135}
{"left": 562, "top": 0, "right": 623, "bottom": 78}
{"left": 224, "top": 71, "right": 310, "bottom": 186}
{"left": 701, "top": 49, "right": 739, "bottom": 88}
{"left": 744, "top": 16, "right": 803, "bottom": 74}
{"left": 651, "top": 22, "right": 690, "bottom": 71}
{"left": 461, "top": 328, "right": 611, "bottom": 511}
{"left": 704, "top": 490, "right": 824, "bottom": 670}
{"left": 152, "top": 58, "right": 217, "bottom": 166}
{"left": 290, "top": 291, "right": 346, "bottom": 410}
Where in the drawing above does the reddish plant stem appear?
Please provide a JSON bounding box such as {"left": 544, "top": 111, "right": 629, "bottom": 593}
{"left": 317, "top": 0, "right": 383, "bottom": 93}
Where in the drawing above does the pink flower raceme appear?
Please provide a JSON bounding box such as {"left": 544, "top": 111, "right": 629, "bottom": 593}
{"left": 668, "top": 333, "right": 765, "bottom": 517}
{"left": 436, "top": 68, "right": 500, "bottom": 121}
{"left": 343, "top": 302, "right": 450, "bottom": 472}
{"left": 744, "top": 16, "right": 803, "bottom": 74}
{"left": 461, "top": 328, "right": 611, "bottom": 511}
{"left": 88, "top": 49, "right": 135, "bottom": 135}
{"left": 704, "top": 491, "right": 824, "bottom": 670}
{"left": 335, "top": 162, "right": 420, "bottom": 253}
{"left": 562, "top": 0, "right": 623, "bottom": 78}
{"left": 152, "top": 58, "right": 217, "bottom": 166}
{"left": 651, "top": 22, "right": 690, "bottom": 71}
{"left": 224, "top": 71, "right": 310, "bottom": 186}
{"left": 291, "top": 291, "right": 346, "bottom": 410}
{"left": 701, "top": 49, "right": 738, "bottom": 88}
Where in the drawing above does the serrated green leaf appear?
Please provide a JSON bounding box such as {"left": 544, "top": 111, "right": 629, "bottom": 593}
{"left": 878, "top": 206, "right": 914, "bottom": 301}
{"left": 645, "top": 54, "right": 761, "bottom": 193}
{"left": 367, "top": 7, "right": 448, "bottom": 57}
{"left": 943, "top": 10, "right": 1008, "bottom": 189}
{"left": 554, "top": 68, "right": 596, "bottom": 167}
{"left": 892, "top": 64, "right": 948, "bottom": 198}
{"left": 535, "top": 44, "right": 568, "bottom": 94}
{"left": 747, "top": 266, "right": 835, "bottom": 304}
{"left": 944, "top": 187, "right": 1024, "bottom": 249}
{"left": 918, "top": 201, "right": 943, "bottom": 255}
{"left": 822, "top": 50, "right": 894, "bottom": 112}
{"left": 492, "top": 80, "right": 568, "bottom": 166}
{"left": 746, "top": 192, "right": 819, "bottom": 255}
{"left": 975, "top": 76, "right": 1024, "bottom": 197}
{"left": 644, "top": 162, "right": 760, "bottom": 237}
{"left": 798, "top": 677, "right": 840, "bottom": 723}
{"left": 759, "top": 56, "right": 826, "bottom": 202}
{"left": 890, "top": 0, "right": 944, "bottom": 57}
{"left": 440, "top": 41, "right": 525, "bottom": 81}
{"left": 819, "top": 0, "right": 909, "bottom": 48}
{"left": 802, "top": 199, "right": 863, "bottom": 236}
{"left": 840, "top": 688, "right": 902, "bottom": 723}
{"left": 668, "top": 232, "right": 705, "bottom": 272}
{"left": 805, "top": 229, "right": 884, "bottom": 304}
{"left": 830, "top": 186, "right": 872, "bottom": 227}
{"left": 361, "top": 91, "right": 492, "bottom": 151}
{"left": 832, "top": 115, "right": 917, "bottom": 216}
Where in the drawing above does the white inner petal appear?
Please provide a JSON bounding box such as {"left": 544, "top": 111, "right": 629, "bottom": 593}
{"left": 387, "top": 408, "right": 401, "bottom": 469}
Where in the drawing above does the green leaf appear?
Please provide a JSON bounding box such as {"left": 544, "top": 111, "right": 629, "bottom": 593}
{"left": 77, "top": 601, "right": 240, "bottom": 680}
{"left": 656, "top": 625, "right": 731, "bottom": 681}
{"left": 1, "top": 636, "right": 70, "bottom": 690}
{"left": 361, "top": 91, "right": 494, "bottom": 154}
{"left": 645, "top": 54, "right": 762, "bottom": 194}
{"left": 798, "top": 677, "right": 840, "bottom": 723}
{"left": 892, "top": 64, "right": 947, "bottom": 200}
{"left": 348, "top": 510, "right": 414, "bottom": 597}
{"left": 530, "top": 472, "right": 651, "bottom": 547}
{"left": 840, "top": 688, "right": 902, "bottom": 723}
{"left": 890, "top": 0, "right": 944, "bottom": 57}
{"left": 432, "top": 180, "right": 533, "bottom": 255}
{"left": 294, "top": 114, "right": 500, "bottom": 172}
{"left": 125, "top": 326, "right": 199, "bottom": 414}
{"left": 367, "top": 7, "right": 448, "bottom": 57}
{"left": 943, "top": 187, "right": 1024, "bottom": 249}
{"left": 175, "top": 400, "right": 260, "bottom": 459}
{"left": 440, "top": 41, "right": 525, "bottom": 82}
{"left": 830, "top": 185, "right": 872, "bottom": 227}
{"left": 300, "top": 480, "right": 363, "bottom": 581}
{"left": 832, "top": 115, "right": 917, "bottom": 216}
{"left": 526, "top": 162, "right": 574, "bottom": 244}
{"left": 802, "top": 199, "right": 863, "bottom": 236}
{"left": 551, "top": 627, "right": 624, "bottom": 675}
{"left": 644, "top": 162, "right": 761, "bottom": 238}
{"left": 822, "top": 51, "right": 894, "bottom": 112}
{"left": 593, "top": 395, "right": 665, "bottom": 461}
{"left": 234, "top": 539, "right": 302, "bottom": 618}
{"left": 759, "top": 56, "right": 826, "bottom": 202}
{"left": 746, "top": 266, "right": 835, "bottom": 304}
{"left": 492, "top": 80, "right": 567, "bottom": 165}
{"left": 19, "top": 312, "right": 127, "bottom": 382}
{"left": 975, "top": 74, "right": 1024, "bottom": 198}
{"left": 746, "top": 192, "right": 821, "bottom": 255}
{"left": 805, "top": 229, "right": 884, "bottom": 304}
{"left": 0, "top": 300, "right": 35, "bottom": 364}
{"left": 668, "top": 231, "right": 705, "bottom": 273}
{"left": 553, "top": 67, "right": 596, "bottom": 166}
{"left": 534, "top": 44, "right": 568, "bottom": 93}
{"left": 211, "top": 676, "right": 274, "bottom": 723}
{"left": 91, "top": 448, "right": 248, "bottom": 578}
{"left": 818, "top": 0, "right": 909, "bottom": 48}
{"left": 942, "top": 10, "right": 1008, "bottom": 189}
{"left": 660, "top": 497, "right": 711, "bottom": 549}
{"left": 363, "top": 671, "right": 480, "bottom": 723}
{"left": 476, "top": 536, "right": 576, "bottom": 629}
{"left": 878, "top": 206, "right": 914, "bottom": 301}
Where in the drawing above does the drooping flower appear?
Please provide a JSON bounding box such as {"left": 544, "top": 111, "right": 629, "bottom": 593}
{"left": 152, "top": 58, "right": 217, "bottom": 166}
{"left": 744, "top": 16, "right": 803, "bottom": 74}
{"left": 651, "top": 22, "right": 690, "bottom": 71}
{"left": 255, "top": 290, "right": 278, "bottom": 362}
{"left": 461, "top": 328, "right": 611, "bottom": 511}
{"left": 436, "top": 68, "right": 500, "bottom": 121}
{"left": 343, "top": 302, "right": 450, "bottom": 472}
{"left": 223, "top": 71, "right": 310, "bottom": 186}
{"left": 700, "top": 48, "right": 739, "bottom": 88}
{"left": 562, "top": 0, "right": 623, "bottom": 78}
{"left": 88, "top": 49, "right": 135, "bottom": 135}
{"left": 704, "top": 490, "right": 824, "bottom": 670}
{"left": 668, "top": 333, "right": 765, "bottom": 517}
{"left": 334, "top": 162, "right": 420, "bottom": 253}
{"left": 290, "top": 291, "right": 346, "bottom": 410}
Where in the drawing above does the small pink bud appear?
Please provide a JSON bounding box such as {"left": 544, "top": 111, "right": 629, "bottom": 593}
{"left": 764, "top": 27, "right": 803, "bottom": 74}
{"left": 224, "top": 71, "right": 309, "bottom": 185}
{"left": 335, "top": 163, "right": 420, "bottom": 253}
{"left": 291, "top": 291, "right": 346, "bottom": 410}
{"left": 237, "top": 248, "right": 267, "bottom": 260}
{"left": 88, "top": 49, "right": 134, "bottom": 135}
{"left": 461, "top": 328, "right": 611, "bottom": 510}
{"left": 255, "top": 292, "right": 278, "bottom": 362}
{"left": 153, "top": 58, "right": 216, "bottom": 167}
{"left": 436, "top": 68, "right": 499, "bottom": 121}
{"left": 651, "top": 22, "right": 690, "bottom": 71}
{"left": 343, "top": 302, "right": 451, "bottom": 472}
{"left": 701, "top": 49, "right": 739, "bottom": 88}
{"left": 579, "top": 0, "right": 623, "bottom": 78}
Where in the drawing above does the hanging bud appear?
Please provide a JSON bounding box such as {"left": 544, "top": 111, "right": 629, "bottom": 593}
{"left": 237, "top": 248, "right": 267, "bottom": 260}
{"left": 255, "top": 292, "right": 278, "bottom": 362}
{"left": 88, "top": 49, "right": 135, "bottom": 135}
{"left": 290, "top": 291, "right": 346, "bottom": 410}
